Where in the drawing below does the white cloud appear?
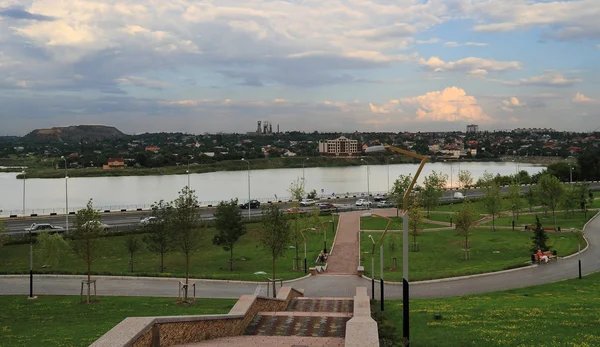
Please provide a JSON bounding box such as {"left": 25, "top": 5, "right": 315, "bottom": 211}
{"left": 115, "top": 76, "right": 169, "bottom": 90}
{"left": 400, "top": 87, "right": 491, "bottom": 122}
{"left": 443, "top": 41, "right": 488, "bottom": 47}
{"left": 572, "top": 92, "right": 596, "bottom": 103}
{"left": 368, "top": 100, "right": 401, "bottom": 114}
{"left": 416, "top": 38, "right": 439, "bottom": 44}
{"left": 419, "top": 56, "right": 521, "bottom": 75}
{"left": 504, "top": 71, "right": 582, "bottom": 87}
{"left": 501, "top": 96, "right": 525, "bottom": 112}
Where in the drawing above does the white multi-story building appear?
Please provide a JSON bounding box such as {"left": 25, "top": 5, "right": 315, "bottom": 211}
{"left": 318, "top": 136, "right": 361, "bottom": 157}
{"left": 466, "top": 124, "right": 479, "bottom": 133}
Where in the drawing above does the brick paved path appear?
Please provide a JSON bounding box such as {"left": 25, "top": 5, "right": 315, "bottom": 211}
{"left": 325, "top": 211, "right": 364, "bottom": 274}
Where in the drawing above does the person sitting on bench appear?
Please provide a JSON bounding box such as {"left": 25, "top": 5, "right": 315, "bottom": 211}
{"left": 537, "top": 249, "right": 549, "bottom": 263}
{"left": 318, "top": 251, "right": 326, "bottom": 263}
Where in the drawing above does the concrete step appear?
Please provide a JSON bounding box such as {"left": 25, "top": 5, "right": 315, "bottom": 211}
{"left": 286, "top": 298, "right": 354, "bottom": 313}
{"left": 244, "top": 314, "right": 349, "bottom": 338}
{"left": 176, "top": 335, "right": 345, "bottom": 346}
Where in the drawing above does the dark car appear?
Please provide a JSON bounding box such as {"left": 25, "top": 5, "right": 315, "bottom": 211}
{"left": 317, "top": 202, "right": 337, "bottom": 211}
{"left": 239, "top": 199, "right": 261, "bottom": 209}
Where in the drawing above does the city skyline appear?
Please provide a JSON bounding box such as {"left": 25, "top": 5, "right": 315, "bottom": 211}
{"left": 1, "top": 0, "right": 599, "bottom": 135}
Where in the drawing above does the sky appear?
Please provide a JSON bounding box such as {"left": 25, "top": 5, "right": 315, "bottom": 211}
{"left": 1, "top": 0, "right": 600, "bottom": 135}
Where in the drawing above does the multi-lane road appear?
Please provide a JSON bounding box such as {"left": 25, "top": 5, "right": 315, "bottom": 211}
{"left": 2, "top": 183, "right": 598, "bottom": 235}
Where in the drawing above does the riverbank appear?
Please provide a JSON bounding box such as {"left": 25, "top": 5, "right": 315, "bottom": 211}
{"left": 5, "top": 155, "right": 558, "bottom": 179}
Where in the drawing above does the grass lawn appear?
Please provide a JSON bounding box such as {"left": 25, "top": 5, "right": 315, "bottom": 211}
{"left": 382, "top": 272, "right": 600, "bottom": 346}
{"left": 359, "top": 228, "right": 579, "bottom": 281}
{"left": 0, "top": 295, "right": 235, "bottom": 347}
{"left": 0, "top": 216, "right": 337, "bottom": 281}
{"left": 482, "top": 210, "right": 595, "bottom": 230}
{"left": 421, "top": 212, "right": 483, "bottom": 224}
{"left": 360, "top": 217, "right": 445, "bottom": 231}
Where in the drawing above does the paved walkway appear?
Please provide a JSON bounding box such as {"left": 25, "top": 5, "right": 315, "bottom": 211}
{"left": 325, "top": 211, "right": 362, "bottom": 274}
{"left": 1, "top": 212, "right": 599, "bottom": 300}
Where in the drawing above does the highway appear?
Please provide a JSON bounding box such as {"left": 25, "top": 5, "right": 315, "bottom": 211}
{"left": 2, "top": 183, "right": 597, "bottom": 235}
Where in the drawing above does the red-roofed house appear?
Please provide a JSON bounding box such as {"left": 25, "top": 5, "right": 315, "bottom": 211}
{"left": 103, "top": 158, "right": 126, "bottom": 170}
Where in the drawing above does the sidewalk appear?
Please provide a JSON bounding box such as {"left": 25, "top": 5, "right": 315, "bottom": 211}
{"left": 324, "top": 211, "right": 362, "bottom": 275}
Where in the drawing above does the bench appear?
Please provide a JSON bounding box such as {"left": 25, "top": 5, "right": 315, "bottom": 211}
{"left": 524, "top": 225, "right": 561, "bottom": 232}
{"left": 531, "top": 251, "right": 557, "bottom": 264}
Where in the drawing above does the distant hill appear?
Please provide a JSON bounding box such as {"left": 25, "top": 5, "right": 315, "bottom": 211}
{"left": 24, "top": 125, "right": 126, "bottom": 142}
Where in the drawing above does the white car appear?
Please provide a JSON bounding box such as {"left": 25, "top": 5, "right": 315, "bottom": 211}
{"left": 355, "top": 199, "right": 372, "bottom": 207}
{"left": 140, "top": 216, "right": 157, "bottom": 225}
{"left": 300, "top": 199, "right": 316, "bottom": 206}
{"left": 453, "top": 192, "right": 465, "bottom": 199}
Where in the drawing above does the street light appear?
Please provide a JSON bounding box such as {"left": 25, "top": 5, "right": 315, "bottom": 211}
{"left": 60, "top": 156, "right": 69, "bottom": 233}
{"left": 365, "top": 144, "right": 428, "bottom": 346}
{"left": 323, "top": 219, "right": 335, "bottom": 253}
{"left": 302, "top": 157, "right": 309, "bottom": 184}
{"left": 362, "top": 212, "right": 392, "bottom": 312}
{"left": 387, "top": 157, "right": 394, "bottom": 192}
{"left": 361, "top": 158, "right": 370, "bottom": 203}
{"left": 299, "top": 227, "right": 317, "bottom": 274}
{"left": 27, "top": 223, "right": 36, "bottom": 299}
{"left": 241, "top": 159, "right": 251, "bottom": 219}
{"left": 22, "top": 170, "right": 26, "bottom": 217}
{"left": 186, "top": 156, "right": 194, "bottom": 188}
{"left": 569, "top": 163, "right": 573, "bottom": 185}
{"left": 367, "top": 234, "right": 375, "bottom": 300}
{"left": 511, "top": 204, "right": 516, "bottom": 231}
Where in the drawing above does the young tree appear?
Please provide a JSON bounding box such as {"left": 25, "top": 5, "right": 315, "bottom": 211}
{"left": 171, "top": 186, "right": 203, "bottom": 300}
{"left": 36, "top": 233, "right": 70, "bottom": 268}
{"left": 72, "top": 199, "right": 104, "bottom": 304}
{"left": 212, "top": 199, "right": 246, "bottom": 271}
{"left": 561, "top": 187, "right": 579, "bottom": 216}
{"left": 458, "top": 170, "right": 474, "bottom": 195}
{"left": 387, "top": 233, "right": 397, "bottom": 269}
{"left": 531, "top": 216, "right": 549, "bottom": 253}
{"left": 124, "top": 235, "right": 142, "bottom": 272}
{"left": 508, "top": 182, "right": 522, "bottom": 220}
{"left": 260, "top": 204, "right": 291, "bottom": 297}
{"left": 390, "top": 174, "right": 412, "bottom": 217}
{"left": 455, "top": 199, "right": 476, "bottom": 260}
{"left": 421, "top": 171, "right": 447, "bottom": 217}
{"left": 537, "top": 174, "right": 565, "bottom": 226}
{"left": 288, "top": 179, "right": 306, "bottom": 270}
{"left": 143, "top": 200, "right": 174, "bottom": 272}
{"left": 288, "top": 178, "right": 306, "bottom": 201}
{"left": 408, "top": 197, "right": 423, "bottom": 252}
{"left": 481, "top": 172, "right": 503, "bottom": 231}
{"left": 576, "top": 183, "right": 594, "bottom": 218}
{"left": 524, "top": 186, "right": 537, "bottom": 212}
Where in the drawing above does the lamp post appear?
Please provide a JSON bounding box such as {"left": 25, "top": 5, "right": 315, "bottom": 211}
{"left": 22, "top": 170, "right": 26, "bottom": 217}
{"left": 365, "top": 144, "right": 428, "bottom": 346}
{"left": 241, "top": 159, "right": 251, "bottom": 219}
{"left": 511, "top": 204, "right": 516, "bottom": 231}
{"left": 368, "top": 234, "right": 375, "bottom": 300}
{"left": 363, "top": 212, "right": 392, "bottom": 311}
{"left": 28, "top": 223, "right": 36, "bottom": 299}
{"left": 387, "top": 157, "right": 394, "bottom": 192}
{"left": 302, "top": 157, "right": 309, "bottom": 184}
{"left": 361, "top": 158, "right": 370, "bottom": 203}
{"left": 324, "top": 219, "right": 334, "bottom": 253}
{"left": 450, "top": 163, "right": 453, "bottom": 201}
{"left": 186, "top": 156, "right": 193, "bottom": 188}
{"left": 569, "top": 163, "right": 573, "bottom": 185}
{"left": 299, "top": 227, "right": 316, "bottom": 274}
{"left": 60, "top": 156, "right": 69, "bottom": 233}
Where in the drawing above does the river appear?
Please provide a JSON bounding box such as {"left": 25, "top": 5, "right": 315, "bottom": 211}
{"left": 0, "top": 162, "right": 544, "bottom": 216}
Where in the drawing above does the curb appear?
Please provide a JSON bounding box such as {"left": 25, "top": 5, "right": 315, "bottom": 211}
{"left": 0, "top": 273, "right": 313, "bottom": 285}
{"left": 560, "top": 211, "right": 598, "bottom": 260}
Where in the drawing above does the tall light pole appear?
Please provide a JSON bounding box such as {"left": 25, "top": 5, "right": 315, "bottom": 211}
{"left": 363, "top": 212, "right": 392, "bottom": 312}
{"left": 361, "top": 158, "right": 370, "bottom": 203}
{"left": 299, "top": 227, "right": 316, "bottom": 274}
{"left": 365, "top": 144, "right": 428, "bottom": 346}
{"left": 241, "top": 158, "right": 251, "bottom": 219}
{"left": 569, "top": 163, "right": 573, "bottom": 184}
{"left": 368, "top": 234, "right": 375, "bottom": 300}
{"left": 186, "top": 156, "right": 193, "bottom": 188}
{"left": 302, "top": 157, "right": 309, "bottom": 184}
{"left": 387, "top": 157, "right": 394, "bottom": 192}
{"left": 512, "top": 204, "right": 516, "bottom": 231}
{"left": 28, "top": 223, "right": 36, "bottom": 299}
{"left": 61, "top": 156, "right": 69, "bottom": 233}
{"left": 22, "top": 170, "right": 26, "bottom": 217}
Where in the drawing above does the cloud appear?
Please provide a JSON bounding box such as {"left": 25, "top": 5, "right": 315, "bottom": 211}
{"left": 416, "top": 38, "right": 439, "bottom": 44}
{"left": 419, "top": 56, "right": 521, "bottom": 75}
{"left": 400, "top": 87, "right": 492, "bottom": 122}
{"left": 369, "top": 100, "right": 401, "bottom": 114}
{"left": 115, "top": 76, "right": 169, "bottom": 90}
{"left": 572, "top": 92, "right": 596, "bottom": 103}
{"left": 504, "top": 71, "right": 582, "bottom": 87}
{"left": 469, "top": 0, "right": 600, "bottom": 40}
{"left": 501, "top": 97, "right": 525, "bottom": 112}
{"left": 0, "top": 7, "right": 54, "bottom": 21}
{"left": 443, "top": 41, "right": 488, "bottom": 47}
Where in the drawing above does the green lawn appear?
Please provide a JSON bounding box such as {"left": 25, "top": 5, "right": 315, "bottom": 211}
{"left": 383, "top": 272, "right": 600, "bottom": 346}
{"left": 0, "top": 295, "right": 235, "bottom": 347}
{"left": 359, "top": 229, "right": 579, "bottom": 281}
{"left": 421, "top": 212, "right": 483, "bottom": 224}
{"left": 0, "top": 216, "right": 337, "bottom": 281}
{"left": 482, "top": 211, "right": 595, "bottom": 230}
{"left": 360, "top": 217, "right": 445, "bottom": 231}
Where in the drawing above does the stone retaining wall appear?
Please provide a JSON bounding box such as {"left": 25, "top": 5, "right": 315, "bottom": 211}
{"left": 91, "top": 286, "right": 303, "bottom": 347}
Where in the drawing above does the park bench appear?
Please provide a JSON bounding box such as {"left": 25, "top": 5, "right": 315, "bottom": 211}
{"left": 524, "top": 225, "right": 560, "bottom": 232}
{"left": 531, "top": 251, "right": 557, "bottom": 264}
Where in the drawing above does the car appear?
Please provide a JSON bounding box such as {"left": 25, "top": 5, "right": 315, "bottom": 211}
{"left": 373, "top": 194, "right": 387, "bottom": 202}
{"left": 316, "top": 202, "right": 337, "bottom": 211}
{"left": 82, "top": 220, "right": 111, "bottom": 230}
{"left": 453, "top": 192, "right": 465, "bottom": 199}
{"left": 239, "top": 199, "right": 261, "bottom": 209}
{"left": 355, "top": 199, "right": 372, "bottom": 207}
{"left": 299, "top": 199, "right": 316, "bottom": 206}
{"left": 140, "top": 216, "right": 157, "bottom": 225}
{"left": 377, "top": 200, "right": 394, "bottom": 208}
{"left": 24, "top": 223, "right": 64, "bottom": 234}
